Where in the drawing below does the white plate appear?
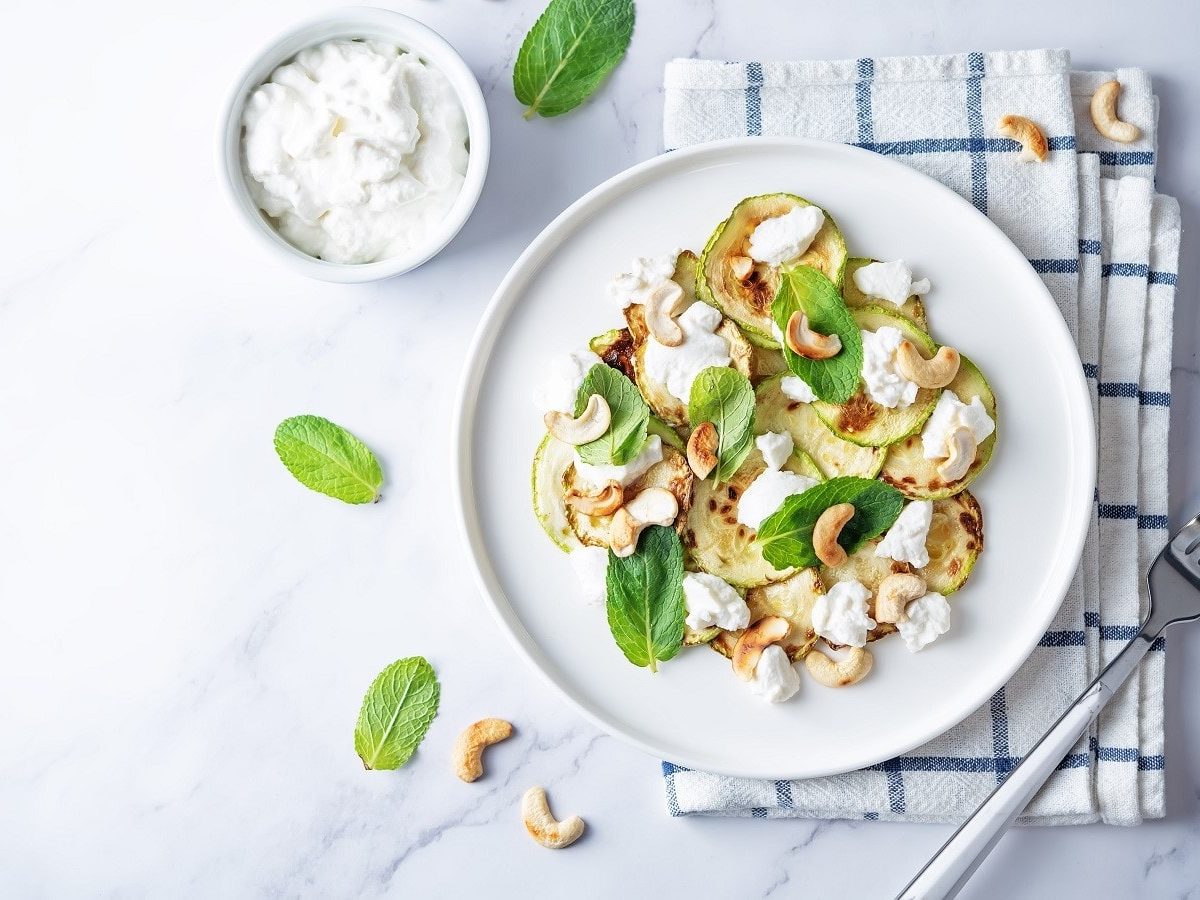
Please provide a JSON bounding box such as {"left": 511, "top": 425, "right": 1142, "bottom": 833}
{"left": 454, "top": 138, "right": 1094, "bottom": 779}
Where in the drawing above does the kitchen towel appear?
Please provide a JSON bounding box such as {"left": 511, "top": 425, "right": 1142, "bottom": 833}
{"left": 661, "top": 50, "right": 1179, "bottom": 824}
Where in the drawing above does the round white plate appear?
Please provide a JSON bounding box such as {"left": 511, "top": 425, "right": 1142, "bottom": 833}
{"left": 454, "top": 138, "right": 1094, "bottom": 779}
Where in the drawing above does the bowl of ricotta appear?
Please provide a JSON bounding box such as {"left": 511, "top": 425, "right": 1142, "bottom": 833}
{"left": 219, "top": 7, "right": 489, "bottom": 282}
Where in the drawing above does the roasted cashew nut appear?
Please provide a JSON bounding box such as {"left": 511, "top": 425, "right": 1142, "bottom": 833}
{"left": 785, "top": 311, "right": 842, "bottom": 360}
{"left": 729, "top": 255, "right": 753, "bottom": 280}
{"left": 1090, "top": 80, "right": 1141, "bottom": 144}
{"left": 544, "top": 394, "right": 611, "bottom": 445}
{"left": 521, "top": 786, "right": 585, "bottom": 849}
{"left": 686, "top": 421, "right": 719, "bottom": 479}
{"left": 813, "top": 503, "right": 855, "bottom": 568}
{"left": 609, "top": 487, "right": 679, "bottom": 557}
{"left": 874, "top": 573, "right": 927, "bottom": 625}
{"left": 731, "top": 615, "right": 790, "bottom": 681}
{"left": 644, "top": 280, "right": 686, "bottom": 347}
{"left": 937, "top": 427, "right": 978, "bottom": 482}
{"left": 894, "top": 341, "right": 961, "bottom": 389}
{"left": 804, "top": 644, "right": 873, "bottom": 687}
{"left": 566, "top": 482, "right": 624, "bottom": 516}
{"left": 452, "top": 718, "right": 513, "bottom": 783}
{"left": 997, "top": 114, "right": 1048, "bottom": 162}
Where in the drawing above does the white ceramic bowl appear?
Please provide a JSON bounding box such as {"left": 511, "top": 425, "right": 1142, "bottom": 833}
{"left": 217, "top": 7, "right": 490, "bottom": 283}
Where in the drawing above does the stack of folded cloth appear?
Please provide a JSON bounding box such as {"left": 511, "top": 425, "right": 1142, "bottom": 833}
{"left": 661, "top": 49, "right": 1179, "bottom": 825}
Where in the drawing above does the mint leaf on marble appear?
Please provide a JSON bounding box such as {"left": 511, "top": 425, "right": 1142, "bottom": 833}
{"left": 274, "top": 415, "right": 383, "bottom": 504}
{"left": 354, "top": 657, "right": 441, "bottom": 770}
{"left": 513, "top": 0, "right": 635, "bottom": 119}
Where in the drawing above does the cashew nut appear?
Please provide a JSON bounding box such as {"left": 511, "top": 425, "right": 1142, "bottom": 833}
{"left": 731, "top": 615, "right": 790, "bottom": 681}
{"left": 452, "top": 718, "right": 513, "bottom": 783}
{"left": 521, "top": 786, "right": 585, "bottom": 849}
{"left": 644, "top": 279, "right": 686, "bottom": 347}
{"left": 609, "top": 487, "right": 679, "bottom": 557}
{"left": 804, "top": 644, "right": 873, "bottom": 687}
{"left": 895, "top": 341, "right": 960, "bottom": 389}
{"left": 1090, "top": 80, "right": 1141, "bottom": 144}
{"left": 686, "top": 421, "right": 719, "bottom": 479}
{"left": 566, "top": 482, "right": 624, "bottom": 516}
{"left": 813, "top": 503, "right": 855, "bottom": 568}
{"left": 785, "top": 311, "right": 842, "bottom": 360}
{"left": 937, "top": 427, "right": 977, "bottom": 482}
{"left": 544, "top": 394, "right": 611, "bottom": 445}
{"left": 997, "top": 114, "right": 1048, "bottom": 162}
{"left": 874, "top": 573, "right": 927, "bottom": 624}
{"left": 730, "top": 255, "right": 753, "bottom": 280}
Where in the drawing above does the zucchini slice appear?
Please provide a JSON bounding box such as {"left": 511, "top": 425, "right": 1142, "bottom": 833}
{"left": 699, "top": 194, "right": 848, "bottom": 343}
{"left": 683, "top": 450, "right": 801, "bottom": 588}
{"left": 648, "top": 415, "right": 685, "bottom": 451}
{"left": 564, "top": 446, "right": 694, "bottom": 548}
{"left": 754, "top": 375, "right": 885, "bottom": 478}
{"left": 531, "top": 434, "right": 582, "bottom": 552}
{"left": 709, "top": 567, "right": 825, "bottom": 663}
{"left": 843, "top": 257, "right": 929, "bottom": 330}
{"left": 684, "top": 624, "right": 720, "bottom": 646}
{"left": 788, "top": 447, "right": 824, "bottom": 481}
{"left": 880, "top": 356, "right": 997, "bottom": 499}
{"left": 811, "top": 305, "right": 941, "bottom": 447}
{"left": 589, "top": 327, "right": 637, "bottom": 382}
{"left": 749, "top": 343, "right": 791, "bottom": 384}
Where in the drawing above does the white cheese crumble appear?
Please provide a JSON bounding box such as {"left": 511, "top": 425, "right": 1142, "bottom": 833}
{"left": 861, "top": 326, "right": 919, "bottom": 409}
{"left": 736, "top": 470, "right": 819, "bottom": 531}
{"left": 921, "top": 390, "right": 996, "bottom": 459}
{"left": 748, "top": 644, "right": 801, "bottom": 703}
{"left": 682, "top": 572, "right": 751, "bottom": 632}
{"left": 568, "top": 546, "right": 608, "bottom": 606}
{"left": 852, "top": 260, "right": 931, "bottom": 305}
{"left": 780, "top": 375, "right": 817, "bottom": 403}
{"left": 755, "top": 431, "right": 794, "bottom": 471}
{"left": 531, "top": 349, "right": 603, "bottom": 414}
{"left": 875, "top": 500, "right": 933, "bottom": 568}
{"left": 897, "top": 591, "right": 952, "bottom": 651}
{"left": 748, "top": 206, "right": 825, "bottom": 266}
{"left": 573, "top": 435, "right": 663, "bottom": 488}
{"left": 811, "top": 580, "right": 876, "bottom": 647}
{"left": 607, "top": 251, "right": 680, "bottom": 309}
{"left": 642, "top": 302, "right": 732, "bottom": 403}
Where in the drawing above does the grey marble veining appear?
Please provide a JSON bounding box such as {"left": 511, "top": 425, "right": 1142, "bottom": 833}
{"left": 1, "top": 0, "right": 1197, "bottom": 897}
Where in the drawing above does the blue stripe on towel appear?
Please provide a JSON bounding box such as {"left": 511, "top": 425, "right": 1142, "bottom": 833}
{"left": 1102, "top": 262, "right": 1150, "bottom": 278}
{"left": 965, "top": 52, "right": 988, "bottom": 214}
{"left": 855, "top": 58, "right": 875, "bottom": 144}
{"left": 744, "top": 62, "right": 763, "bottom": 136}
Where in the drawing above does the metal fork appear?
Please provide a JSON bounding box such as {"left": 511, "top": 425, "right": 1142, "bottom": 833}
{"left": 898, "top": 513, "right": 1200, "bottom": 900}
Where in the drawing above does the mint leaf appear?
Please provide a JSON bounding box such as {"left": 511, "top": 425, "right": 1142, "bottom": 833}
{"left": 575, "top": 363, "right": 649, "bottom": 466}
{"left": 688, "top": 366, "right": 755, "bottom": 483}
{"left": 772, "top": 266, "right": 864, "bottom": 405}
{"left": 756, "top": 477, "right": 904, "bottom": 570}
{"left": 513, "top": 0, "right": 635, "bottom": 119}
{"left": 354, "top": 656, "right": 441, "bottom": 770}
{"left": 605, "top": 525, "right": 686, "bottom": 672}
{"left": 274, "top": 415, "right": 383, "bottom": 504}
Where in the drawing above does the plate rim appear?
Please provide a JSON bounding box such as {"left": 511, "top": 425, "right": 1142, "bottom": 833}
{"left": 452, "top": 136, "right": 1096, "bottom": 779}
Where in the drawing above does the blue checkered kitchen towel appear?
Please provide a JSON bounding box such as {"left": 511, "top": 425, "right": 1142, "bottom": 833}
{"left": 662, "top": 49, "right": 1180, "bottom": 825}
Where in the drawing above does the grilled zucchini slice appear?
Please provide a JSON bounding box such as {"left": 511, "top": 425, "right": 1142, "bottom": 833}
{"left": 811, "top": 305, "right": 941, "bottom": 447}
{"left": 589, "top": 327, "right": 636, "bottom": 382}
{"left": 531, "top": 434, "right": 582, "bottom": 552}
{"left": 564, "top": 447, "right": 693, "bottom": 548}
{"left": 754, "top": 375, "right": 885, "bottom": 478}
{"left": 843, "top": 257, "right": 929, "bottom": 329}
{"left": 708, "top": 567, "right": 825, "bottom": 662}
{"left": 880, "top": 356, "right": 997, "bottom": 499}
{"left": 749, "top": 343, "right": 791, "bottom": 383}
{"left": 698, "top": 194, "right": 848, "bottom": 344}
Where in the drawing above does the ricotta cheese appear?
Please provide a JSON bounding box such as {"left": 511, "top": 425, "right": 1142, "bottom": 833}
{"left": 573, "top": 435, "right": 663, "bottom": 488}
{"left": 811, "top": 580, "right": 876, "bottom": 647}
{"left": 532, "top": 349, "right": 603, "bottom": 414}
{"left": 607, "top": 252, "right": 679, "bottom": 309}
{"left": 852, "top": 260, "right": 931, "bottom": 305}
{"left": 896, "top": 591, "right": 952, "bottom": 651}
{"left": 736, "top": 469, "right": 818, "bottom": 531}
{"left": 875, "top": 500, "right": 933, "bottom": 568}
{"left": 568, "top": 546, "right": 608, "bottom": 606}
{"left": 921, "top": 390, "right": 996, "bottom": 459}
{"left": 755, "top": 431, "right": 794, "bottom": 471}
{"left": 643, "top": 302, "right": 732, "bottom": 403}
{"left": 241, "top": 39, "right": 468, "bottom": 264}
{"left": 748, "top": 644, "right": 802, "bottom": 703}
{"left": 780, "top": 375, "right": 817, "bottom": 403}
{"left": 682, "top": 572, "right": 751, "bottom": 632}
{"left": 748, "top": 206, "right": 826, "bottom": 266}
{"left": 861, "top": 326, "right": 919, "bottom": 409}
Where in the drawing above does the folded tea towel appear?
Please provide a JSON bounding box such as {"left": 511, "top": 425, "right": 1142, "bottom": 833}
{"left": 661, "top": 50, "right": 1180, "bottom": 824}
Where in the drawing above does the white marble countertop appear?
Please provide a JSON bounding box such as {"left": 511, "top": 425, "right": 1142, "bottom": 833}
{"left": 3, "top": 0, "right": 1197, "bottom": 896}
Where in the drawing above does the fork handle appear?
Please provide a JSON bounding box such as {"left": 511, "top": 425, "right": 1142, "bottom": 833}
{"left": 896, "top": 627, "right": 1160, "bottom": 900}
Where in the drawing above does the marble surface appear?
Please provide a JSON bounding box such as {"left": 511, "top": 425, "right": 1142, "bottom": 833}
{"left": 3, "top": 0, "right": 1197, "bottom": 896}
